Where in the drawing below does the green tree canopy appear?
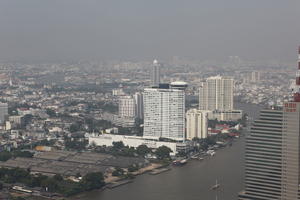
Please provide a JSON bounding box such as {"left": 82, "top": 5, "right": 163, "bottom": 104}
{"left": 112, "top": 167, "right": 124, "bottom": 177}
{"left": 136, "top": 145, "right": 151, "bottom": 156}
{"left": 80, "top": 172, "right": 105, "bottom": 191}
{"left": 46, "top": 108, "right": 56, "bottom": 117}
{"left": 155, "top": 146, "right": 172, "bottom": 160}
{"left": 112, "top": 141, "right": 124, "bottom": 150}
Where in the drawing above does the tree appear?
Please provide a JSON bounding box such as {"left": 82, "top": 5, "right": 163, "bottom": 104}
{"left": 112, "top": 141, "right": 124, "bottom": 150}
{"left": 204, "top": 136, "right": 217, "bottom": 146}
{"left": 41, "top": 177, "right": 59, "bottom": 192}
{"left": 46, "top": 109, "right": 56, "bottom": 117}
{"left": 136, "top": 145, "right": 151, "bottom": 156}
{"left": 64, "top": 139, "right": 87, "bottom": 151}
{"left": 53, "top": 174, "right": 63, "bottom": 181}
{"left": 238, "top": 113, "right": 248, "bottom": 127}
{"left": 14, "top": 197, "right": 26, "bottom": 200}
{"left": 208, "top": 119, "right": 218, "bottom": 129}
{"left": 28, "top": 174, "right": 47, "bottom": 187}
{"left": 192, "top": 137, "right": 201, "bottom": 142}
{"left": 112, "top": 167, "right": 124, "bottom": 177}
{"left": 128, "top": 165, "right": 139, "bottom": 172}
{"left": 117, "top": 127, "right": 132, "bottom": 135}
{"left": 23, "top": 114, "right": 33, "bottom": 127}
{"left": 0, "top": 152, "right": 12, "bottom": 161}
{"left": 13, "top": 151, "right": 34, "bottom": 158}
{"left": 69, "top": 123, "right": 80, "bottom": 133}
{"left": 155, "top": 146, "right": 172, "bottom": 160}
{"left": 80, "top": 172, "right": 105, "bottom": 191}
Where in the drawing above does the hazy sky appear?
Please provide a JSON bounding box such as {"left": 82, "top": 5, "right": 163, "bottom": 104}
{"left": 0, "top": 0, "right": 299, "bottom": 62}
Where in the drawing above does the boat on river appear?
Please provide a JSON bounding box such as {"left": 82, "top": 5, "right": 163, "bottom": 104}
{"left": 172, "top": 159, "right": 187, "bottom": 166}
{"left": 210, "top": 180, "right": 220, "bottom": 190}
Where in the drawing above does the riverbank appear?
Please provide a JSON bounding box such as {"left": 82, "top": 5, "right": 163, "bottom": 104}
{"left": 74, "top": 136, "right": 245, "bottom": 200}
{"left": 69, "top": 134, "right": 245, "bottom": 200}
{"left": 104, "top": 162, "right": 164, "bottom": 184}
{"left": 63, "top": 102, "right": 261, "bottom": 200}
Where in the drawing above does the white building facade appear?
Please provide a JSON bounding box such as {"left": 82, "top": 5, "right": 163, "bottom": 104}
{"left": 88, "top": 134, "right": 191, "bottom": 156}
{"left": 199, "top": 76, "right": 234, "bottom": 111}
{"left": 143, "top": 85, "right": 185, "bottom": 141}
{"left": 134, "top": 92, "right": 144, "bottom": 119}
{"left": 151, "top": 59, "right": 160, "bottom": 87}
{"left": 0, "top": 103, "right": 8, "bottom": 124}
{"left": 118, "top": 95, "right": 136, "bottom": 118}
{"left": 186, "top": 109, "right": 209, "bottom": 140}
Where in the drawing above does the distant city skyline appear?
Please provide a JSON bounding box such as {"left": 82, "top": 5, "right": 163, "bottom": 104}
{"left": 0, "top": 0, "right": 299, "bottom": 62}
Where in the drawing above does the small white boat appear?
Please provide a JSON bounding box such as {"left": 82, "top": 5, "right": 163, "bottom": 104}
{"left": 211, "top": 180, "right": 220, "bottom": 190}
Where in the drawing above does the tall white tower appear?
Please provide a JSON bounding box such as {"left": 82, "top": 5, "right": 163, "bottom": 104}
{"left": 151, "top": 59, "right": 160, "bottom": 87}
{"left": 143, "top": 83, "right": 186, "bottom": 141}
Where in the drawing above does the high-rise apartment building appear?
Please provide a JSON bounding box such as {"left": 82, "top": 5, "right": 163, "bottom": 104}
{"left": 151, "top": 59, "right": 160, "bottom": 87}
{"left": 118, "top": 96, "right": 136, "bottom": 118}
{"left": 143, "top": 83, "right": 186, "bottom": 141}
{"left": 199, "top": 76, "right": 234, "bottom": 111}
{"left": 0, "top": 103, "right": 8, "bottom": 124}
{"left": 186, "top": 109, "right": 209, "bottom": 140}
{"left": 134, "top": 92, "right": 144, "bottom": 119}
{"left": 251, "top": 71, "right": 260, "bottom": 82}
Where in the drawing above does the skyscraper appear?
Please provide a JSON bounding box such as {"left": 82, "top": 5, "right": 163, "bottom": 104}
{"left": 239, "top": 47, "right": 300, "bottom": 200}
{"left": 239, "top": 104, "right": 300, "bottom": 200}
{"left": 186, "top": 109, "right": 209, "bottom": 140}
{"left": 151, "top": 59, "right": 160, "bottom": 87}
{"left": 143, "top": 82, "right": 186, "bottom": 141}
{"left": 199, "top": 76, "right": 234, "bottom": 111}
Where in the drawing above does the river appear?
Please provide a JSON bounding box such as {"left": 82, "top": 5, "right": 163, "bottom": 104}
{"left": 74, "top": 102, "right": 263, "bottom": 200}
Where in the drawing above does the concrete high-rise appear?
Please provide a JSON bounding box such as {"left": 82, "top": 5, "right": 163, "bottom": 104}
{"left": 239, "top": 47, "right": 300, "bottom": 200}
{"left": 199, "top": 76, "right": 234, "bottom": 111}
{"left": 134, "top": 92, "right": 144, "bottom": 120}
{"left": 143, "top": 82, "right": 186, "bottom": 141}
{"left": 251, "top": 71, "right": 260, "bottom": 82}
{"left": 186, "top": 109, "right": 209, "bottom": 140}
{"left": 151, "top": 59, "right": 160, "bottom": 87}
{"left": 0, "top": 103, "right": 8, "bottom": 124}
{"left": 239, "top": 104, "right": 300, "bottom": 200}
{"left": 118, "top": 96, "right": 136, "bottom": 118}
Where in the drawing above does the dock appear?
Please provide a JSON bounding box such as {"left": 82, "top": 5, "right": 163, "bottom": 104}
{"left": 106, "top": 180, "right": 133, "bottom": 189}
{"left": 149, "top": 168, "right": 171, "bottom": 175}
